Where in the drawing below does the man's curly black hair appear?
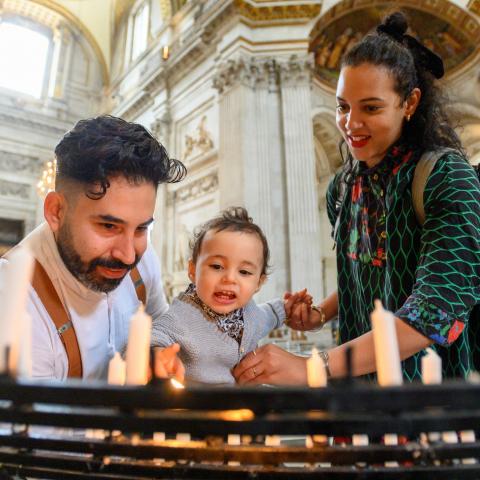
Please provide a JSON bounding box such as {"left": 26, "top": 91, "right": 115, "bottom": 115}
{"left": 55, "top": 115, "right": 186, "bottom": 199}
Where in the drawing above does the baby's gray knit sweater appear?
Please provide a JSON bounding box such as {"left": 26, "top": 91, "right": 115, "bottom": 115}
{"left": 151, "top": 296, "right": 286, "bottom": 385}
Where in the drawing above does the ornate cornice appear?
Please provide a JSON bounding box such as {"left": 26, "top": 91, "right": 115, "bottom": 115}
{"left": 0, "top": 111, "right": 67, "bottom": 137}
{"left": 0, "top": 179, "right": 31, "bottom": 200}
{"left": 167, "top": 172, "right": 218, "bottom": 206}
{"left": 232, "top": 0, "right": 322, "bottom": 23}
{"left": 0, "top": 152, "right": 41, "bottom": 174}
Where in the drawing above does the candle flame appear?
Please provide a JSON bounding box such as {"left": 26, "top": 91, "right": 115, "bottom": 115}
{"left": 170, "top": 378, "right": 184, "bottom": 389}
{"left": 218, "top": 409, "right": 254, "bottom": 421}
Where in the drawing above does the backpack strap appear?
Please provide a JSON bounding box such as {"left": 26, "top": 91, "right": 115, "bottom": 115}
{"left": 130, "top": 266, "right": 146, "bottom": 305}
{"left": 30, "top": 262, "right": 146, "bottom": 379}
{"left": 412, "top": 148, "right": 455, "bottom": 226}
{"left": 31, "top": 260, "right": 83, "bottom": 378}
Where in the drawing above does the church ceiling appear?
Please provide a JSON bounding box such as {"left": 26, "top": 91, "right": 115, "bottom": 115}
{"left": 310, "top": 0, "right": 480, "bottom": 90}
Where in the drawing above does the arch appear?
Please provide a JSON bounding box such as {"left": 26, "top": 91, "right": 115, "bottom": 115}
{"left": 30, "top": 0, "right": 108, "bottom": 85}
{"left": 313, "top": 112, "right": 342, "bottom": 176}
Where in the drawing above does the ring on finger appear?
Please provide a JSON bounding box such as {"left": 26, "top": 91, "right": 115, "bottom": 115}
{"left": 252, "top": 367, "right": 257, "bottom": 378}
{"left": 253, "top": 349, "right": 257, "bottom": 356}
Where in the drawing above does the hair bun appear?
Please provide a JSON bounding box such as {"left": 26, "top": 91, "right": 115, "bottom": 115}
{"left": 377, "top": 11, "right": 408, "bottom": 42}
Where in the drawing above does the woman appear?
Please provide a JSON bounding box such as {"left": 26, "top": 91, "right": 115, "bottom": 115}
{"left": 233, "top": 11, "right": 480, "bottom": 385}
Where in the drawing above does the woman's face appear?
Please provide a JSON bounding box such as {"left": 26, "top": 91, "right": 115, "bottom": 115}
{"left": 336, "top": 63, "right": 418, "bottom": 168}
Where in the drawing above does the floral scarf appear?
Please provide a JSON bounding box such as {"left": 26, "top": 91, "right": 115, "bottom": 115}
{"left": 347, "top": 145, "right": 413, "bottom": 267}
{"left": 180, "top": 284, "right": 244, "bottom": 343}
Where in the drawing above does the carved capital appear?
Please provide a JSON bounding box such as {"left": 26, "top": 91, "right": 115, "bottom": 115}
{"left": 212, "top": 57, "right": 279, "bottom": 94}
{"left": 279, "top": 55, "right": 313, "bottom": 88}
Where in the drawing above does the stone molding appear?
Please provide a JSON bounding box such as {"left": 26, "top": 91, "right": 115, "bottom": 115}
{"left": 0, "top": 112, "right": 66, "bottom": 138}
{"left": 0, "top": 179, "right": 30, "bottom": 200}
{"left": 167, "top": 172, "right": 218, "bottom": 206}
{"left": 0, "top": 151, "right": 41, "bottom": 174}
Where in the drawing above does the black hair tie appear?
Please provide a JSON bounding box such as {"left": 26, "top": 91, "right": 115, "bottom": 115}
{"left": 376, "top": 25, "right": 444, "bottom": 79}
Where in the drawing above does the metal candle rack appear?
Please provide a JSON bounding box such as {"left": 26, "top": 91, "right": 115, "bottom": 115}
{"left": 0, "top": 377, "right": 478, "bottom": 479}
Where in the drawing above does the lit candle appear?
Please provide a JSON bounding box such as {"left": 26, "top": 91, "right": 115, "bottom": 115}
{"left": 108, "top": 352, "right": 126, "bottom": 385}
{"left": 421, "top": 348, "right": 442, "bottom": 385}
{"left": 176, "top": 433, "right": 191, "bottom": 442}
{"left": 1, "top": 247, "right": 34, "bottom": 375}
{"left": 460, "top": 430, "right": 476, "bottom": 464}
{"left": 162, "top": 45, "right": 169, "bottom": 60}
{"left": 265, "top": 435, "right": 281, "bottom": 447}
{"left": 307, "top": 347, "right": 327, "bottom": 387}
{"left": 125, "top": 305, "right": 151, "bottom": 385}
{"left": 370, "top": 300, "right": 402, "bottom": 386}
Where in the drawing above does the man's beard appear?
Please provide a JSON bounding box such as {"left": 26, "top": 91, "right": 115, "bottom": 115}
{"left": 56, "top": 222, "right": 140, "bottom": 293}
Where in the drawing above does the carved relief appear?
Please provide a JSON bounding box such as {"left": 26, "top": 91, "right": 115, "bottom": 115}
{"left": 0, "top": 180, "right": 30, "bottom": 199}
{"left": 0, "top": 152, "right": 40, "bottom": 174}
{"left": 167, "top": 173, "right": 218, "bottom": 205}
{"left": 181, "top": 116, "right": 214, "bottom": 161}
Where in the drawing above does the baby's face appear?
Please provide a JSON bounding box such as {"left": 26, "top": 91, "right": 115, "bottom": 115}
{"left": 188, "top": 229, "right": 265, "bottom": 314}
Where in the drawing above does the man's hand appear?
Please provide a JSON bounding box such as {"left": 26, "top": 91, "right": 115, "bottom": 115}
{"left": 153, "top": 344, "right": 185, "bottom": 382}
{"left": 232, "top": 344, "right": 307, "bottom": 386}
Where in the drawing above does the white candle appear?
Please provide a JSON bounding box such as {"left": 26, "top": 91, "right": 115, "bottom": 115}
{"left": 176, "top": 433, "right": 191, "bottom": 442}
{"left": 0, "top": 247, "right": 34, "bottom": 374}
{"left": 307, "top": 347, "right": 327, "bottom": 387}
{"left": 228, "top": 434, "right": 241, "bottom": 466}
{"left": 370, "top": 300, "right": 402, "bottom": 386}
{"left": 460, "top": 430, "right": 477, "bottom": 464}
{"left": 125, "top": 305, "right": 151, "bottom": 385}
{"left": 421, "top": 348, "right": 442, "bottom": 385}
{"left": 265, "top": 435, "right": 281, "bottom": 447}
{"left": 108, "top": 352, "right": 126, "bottom": 385}
{"left": 384, "top": 433, "right": 399, "bottom": 467}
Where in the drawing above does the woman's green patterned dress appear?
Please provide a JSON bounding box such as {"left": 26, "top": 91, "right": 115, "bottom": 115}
{"left": 327, "top": 144, "right": 480, "bottom": 381}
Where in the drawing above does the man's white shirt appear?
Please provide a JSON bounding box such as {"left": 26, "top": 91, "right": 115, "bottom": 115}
{"left": 0, "top": 223, "right": 168, "bottom": 380}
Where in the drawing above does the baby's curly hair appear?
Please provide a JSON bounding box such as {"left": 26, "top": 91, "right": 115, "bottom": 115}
{"left": 190, "top": 207, "right": 270, "bottom": 276}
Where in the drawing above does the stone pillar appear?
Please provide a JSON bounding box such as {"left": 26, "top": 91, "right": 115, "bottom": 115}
{"left": 279, "top": 55, "right": 323, "bottom": 299}
{"left": 213, "top": 57, "right": 289, "bottom": 301}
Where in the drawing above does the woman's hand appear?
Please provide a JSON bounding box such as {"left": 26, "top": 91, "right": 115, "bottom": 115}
{"left": 233, "top": 344, "right": 307, "bottom": 385}
{"left": 153, "top": 344, "right": 185, "bottom": 382}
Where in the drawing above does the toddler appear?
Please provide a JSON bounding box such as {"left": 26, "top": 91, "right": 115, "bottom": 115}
{"left": 151, "top": 207, "right": 310, "bottom": 385}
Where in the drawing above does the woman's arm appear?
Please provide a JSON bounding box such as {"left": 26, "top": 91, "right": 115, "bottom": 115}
{"left": 233, "top": 316, "right": 432, "bottom": 385}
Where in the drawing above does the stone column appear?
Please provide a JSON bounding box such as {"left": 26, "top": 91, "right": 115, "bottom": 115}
{"left": 279, "top": 55, "right": 323, "bottom": 299}
{"left": 213, "top": 57, "right": 289, "bottom": 301}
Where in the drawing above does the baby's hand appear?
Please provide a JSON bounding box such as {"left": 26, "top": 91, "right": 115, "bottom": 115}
{"left": 284, "top": 288, "right": 320, "bottom": 331}
{"left": 284, "top": 288, "right": 313, "bottom": 314}
{"left": 153, "top": 344, "right": 185, "bottom": 382}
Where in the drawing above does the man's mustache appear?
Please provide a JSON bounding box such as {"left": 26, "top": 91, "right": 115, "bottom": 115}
{"left": 87, "top": 256, "right": 140, "bottom": 273}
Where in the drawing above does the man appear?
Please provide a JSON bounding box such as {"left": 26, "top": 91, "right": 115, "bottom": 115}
{"left": 0, "top": 115, "right": 186, "bottom": 380}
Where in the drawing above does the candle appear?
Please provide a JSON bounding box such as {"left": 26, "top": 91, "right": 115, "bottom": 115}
{"left": 421, "top": 348, "right": 442, "bottom": 385}
{"left": 265, "top": 435, "right": 281, "bottom": 447}
{"left": 0, "top": 247, "right": 34, "bottom": 375}
{"left": 228, "top": 434, "right": 241, "bottom": 466}
{"left": 162, "top": 45, "right": 169, "bottom": 60}
{"left": 176, "top": 433, "right": 191, "bottom": 442}
{"left": 125, "top": 305, "right": 152, "bottom": 385}
{"left": 384, "top": 433, "right": 399, "bottom": 467}
{"left": 307, "top": 347, "right": 327, "bottom": 387}
{"left": 370, "top": 300, "right": 402, "bottom": 386}
{"left": 108, "top": 352, "right": 126, "bottom": 385}
{"left": 460, "top": 430, "right": 476, "bottom": 464}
